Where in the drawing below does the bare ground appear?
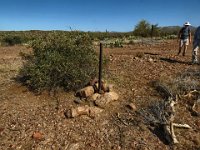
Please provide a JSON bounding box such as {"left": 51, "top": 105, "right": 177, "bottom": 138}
{"left": 0, "top": 41, "right": 200, "bottom": 150}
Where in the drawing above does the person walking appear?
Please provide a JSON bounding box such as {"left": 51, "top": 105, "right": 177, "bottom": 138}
{"left": 192, "top": 26, "right": 200, "bottom": 64}
{"left": 177, "top": 22, "right": 192, "bottom": 56}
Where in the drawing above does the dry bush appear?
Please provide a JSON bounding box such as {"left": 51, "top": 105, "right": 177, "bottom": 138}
{"left": 19, "top": 32, "right": 99, "bottom": 93}
{"left": 157, "top": 69, "right": 200, "bottom": 95}
{"left": 135, "top": 52, "right": 145, "bottom": 58}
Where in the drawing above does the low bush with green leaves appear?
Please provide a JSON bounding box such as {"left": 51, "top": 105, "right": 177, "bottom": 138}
{"left": 20, "top": 32, "right": 99, "bottom": 92}
{"left": 1, "top": 35, "right": 23, "bottom": 46}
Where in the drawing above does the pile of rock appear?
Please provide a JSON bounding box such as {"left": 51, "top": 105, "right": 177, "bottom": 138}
{"left": 65, "top": 78, "right": 119, "bottom": 118}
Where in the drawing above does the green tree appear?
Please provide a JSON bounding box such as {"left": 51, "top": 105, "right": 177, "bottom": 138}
{"left": 151, "top": 24, "right": 160, "bottom": 37}
{"left": 133, "top": 20, "right": 151, "bottom": 37}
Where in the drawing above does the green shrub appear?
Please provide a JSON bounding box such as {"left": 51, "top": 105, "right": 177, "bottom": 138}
{"left": 107, "top": 39, "right": 123, "bottom": 48}
{"left": 114, "top": 39, "right": 123, "bottom": 48}
{"left": 162, "top": 35, "right": 177, "bottom": 40}
{"left": 20, "top": 32, "right": 99, "bottom": 92}
{"left": 133, "top": 20, "right": 151, "bottom": 37}
{"left": 2, "top": 35, "right": 23, "bottom": 46}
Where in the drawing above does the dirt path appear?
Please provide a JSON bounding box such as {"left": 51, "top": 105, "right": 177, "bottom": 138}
{"left": 0, "top": 41, "right": 199, "bottom": 150}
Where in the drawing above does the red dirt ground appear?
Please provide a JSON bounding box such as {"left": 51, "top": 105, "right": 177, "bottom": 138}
{"left": 0, "top": 40, "right": 199, "bottom": 150}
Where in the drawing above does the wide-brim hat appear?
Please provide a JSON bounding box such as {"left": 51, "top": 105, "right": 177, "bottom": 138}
{"left": 184, "top": 22, "right": 191, "bottom": 26}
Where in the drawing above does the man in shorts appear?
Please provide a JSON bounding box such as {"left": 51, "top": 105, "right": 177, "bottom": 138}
{"left": 192, "top": 26, "right": 200, "bottom": 64}
{"left": 177, "top": 22, "right": 192, "bottom": 56}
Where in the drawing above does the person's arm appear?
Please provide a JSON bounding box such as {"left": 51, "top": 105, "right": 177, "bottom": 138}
{"left": 189, "top": 29, "right": 192, "bottom": 43}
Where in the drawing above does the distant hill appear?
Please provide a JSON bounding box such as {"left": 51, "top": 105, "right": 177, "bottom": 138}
{"left": 159, "top": 26, "right": 197, "bottom": 35}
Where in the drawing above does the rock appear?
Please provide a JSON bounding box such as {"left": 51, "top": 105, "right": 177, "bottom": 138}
{"left": 89, "top": 107, "right": 103, "bottom": 118}
{"left": 94, "top": 80, "right": 114, "bottom": 93}
{"left": 104, "top": 91, "right": 119, "bottom": 101}
{"left": 65, "top": 105, "right": 103, "bottom": 118}
{"left": 76, "top": 105, "right": 90, "bottom": 115}
{"left": 95, "top": 97, "right": 107, "bottom": 108}
{"left": 148, "top": 58, "right": 154, "bottom": 62}
{"left": 195, "top": 120, "right": 200, "bottom": 128}
{"left": 32, "top": 131, "right": 43, "bottom": 140}
{"left": 75, "top": 86, "right": 95, "bottom": 98}
{"left": 95, "top": 92, "right": 119, "bottom": 108}
{"left": 74, "top": 98, "right": 85, "bottom": 104}
{"left": 88, "top": 93, "right": 101, "bottom": 102}
{"left": 106, "top": 84, "right": 114, "bottom": 92}
{"left": 88, "top": 78, "right": 98, "bottom": 86}
{"left": 89, "top": 142, "right": 96, "bottom": 148}
{"left": 134, "top": 57, "right": 139, "bottom": 60}
{"left": 66, "top": 106, "right": 90, "bottom": 118}
{"left": 94, "top": 83, "right": 105, "bottom": 93}
{"left": 67, "top": 143, "right": 79, "bottom": 150}
{"left": 0, "top": 127, "right": 4, "bottom": 133}
{"left": 127, "top": 103, "right": 137, "bottom": 111}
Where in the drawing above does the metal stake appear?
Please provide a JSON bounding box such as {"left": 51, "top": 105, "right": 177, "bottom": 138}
{"left": 98, "top": 42, "right": 103, "bottom": 93}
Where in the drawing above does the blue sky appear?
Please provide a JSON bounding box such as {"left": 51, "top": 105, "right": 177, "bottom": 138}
{"left": 0, "top": 0, "right": 199, "bottom": 31}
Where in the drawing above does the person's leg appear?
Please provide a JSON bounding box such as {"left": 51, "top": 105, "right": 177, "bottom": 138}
{"left": 177, "top": 40, "right": 183, "bottom": 55}
{"left": 192, "top": 43, "right": 199, "bottom": 63}
{"left": 183, "top": 44, "right": 187, "bottom": 56}
{"left": 182, "top": 39, "right": 189, "bottom": 56}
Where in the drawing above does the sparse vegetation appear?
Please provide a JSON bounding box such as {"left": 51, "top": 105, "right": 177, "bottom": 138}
{"left": 158, "top": 69, "right": 200, "bottom": 95}
{"left": 19, "top": 32, "right": 99, "bottom": 92}
{"left": 1, "top": 35, "right": 23, "bottom": 46}
{"left": 0, "top": 24, "right": 199, "bottom": 150}
{"left": 0, "top": 24, "right": 195, "bottom": 47}
{"left": 0, "top": 39, "right": 199, "bottom": 149}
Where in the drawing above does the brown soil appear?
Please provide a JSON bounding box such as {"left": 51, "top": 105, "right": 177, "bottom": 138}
{"left": 0, "top": 41, "right": 199, "bottom": 150}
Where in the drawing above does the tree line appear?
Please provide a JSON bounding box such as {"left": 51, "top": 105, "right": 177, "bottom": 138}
{"left": 0, "top": 20, "right": 196, "bottom": 46}
{"left": 133, "top": 19, "right": 196, "bottom": 37}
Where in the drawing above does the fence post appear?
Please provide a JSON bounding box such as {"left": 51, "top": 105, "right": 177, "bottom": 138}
{"left": 151, "top": 25, "right": 154, "bottom": 39}
{"left": 98, "top": 42, "right": 103, "bottom": 93}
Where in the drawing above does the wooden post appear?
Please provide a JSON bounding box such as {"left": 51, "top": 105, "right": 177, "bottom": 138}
{"left": 151, "top": 25, "right": 154, "bottom": 39}
{"left": 98, "top": 42, "right": 103, "bottom": 93}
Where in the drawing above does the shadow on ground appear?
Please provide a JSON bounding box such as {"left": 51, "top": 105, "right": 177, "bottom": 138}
{"left": 160, "top": 57, "right": 191, "bottom": 65}
{"left": 148, "top": 126, "right": 170, "bottom": 145}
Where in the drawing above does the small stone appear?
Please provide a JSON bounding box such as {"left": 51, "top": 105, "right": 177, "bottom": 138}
{"left": 0, "top": 127, "right": 4, "bottom": 133}
{"left": 89, "top": 106, "right": 104, "bottom": 117}
{"left": 148, "top": 58, "right": 154, "bottom": 62}
{"left": 134, "top": 57, "right": 139, "bottom": 60}
{"left": 32, "top": 131, "right": 43, "bottom": 140}
{"left": 90, "top": 142, "right": 96, "bottom": 147}
{"left": 65, "top": 106, "right": 90, "bottom": 118}
{"left": 95, "top": 92, "right": 119, "bottom": 108}
{"left": 127, "top": 103, "right": 137, "bottom": 111}
{"left": 75, "top": 86, "right": 94, "bottom": 98}
{"left": 89, "top": 93, "right": 101, "bottom": 101}
{"left": 67, "top": 143, "right": 79, "bottom": 150}
{"left": 74, "top": 98, "right": 84, "bottom": 104}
